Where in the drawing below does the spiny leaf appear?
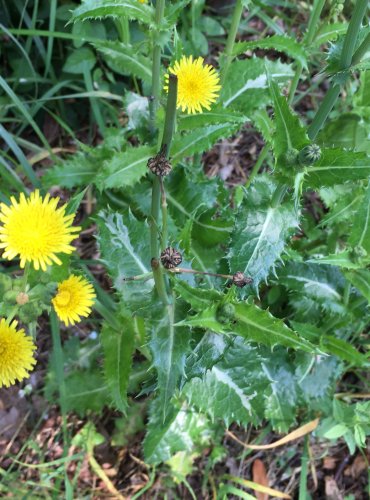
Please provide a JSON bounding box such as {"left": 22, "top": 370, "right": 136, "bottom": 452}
{"left": 93, "top": 40, "right": 152, "bottom": 82}
{"left": 348, "top": 181, "right": 370, "bottom": 253}
{"left": 101, "top": 312, "right": 135, "bottom": 412}
{"left": 228, "top": 175, "right": 299, "bottom": 291}
{"left": 43, "top": 151, "right": 100, "bottom": 188}
{"left": 233, "top": 35, "right": 307, "bottom": 69}
{"left": 305, "top": 149, "right": 370, "bottom": 188}
{"left": 174, "top": 279, "right": 222, "bottom": 311}
{"left": 96, "top": 210, "right": 154, "bottom": 308}
{"left": 96, "top": 145, "right": 155, "bottom": 189}
{"left": 306, "top": 252, "right": 365, "bottom": 269}
{"left": 70, "top": 0, "right": 153, "bottom": 25}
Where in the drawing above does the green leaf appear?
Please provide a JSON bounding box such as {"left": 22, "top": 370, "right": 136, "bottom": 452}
{"left": 344, "top": 269, "right": 370, "bottom": 303}
{"left": 180, "top": 301, "right": 317, "bottom": 353}
{"left": 233, "top": 35, "right": 307, "bottom": 69}
{"left": 307, "top": 252, "right": 365, "bottom": 269}
{"left": 97, "top": 210, "right": 154, "bottom": 307}
{"left": 63, "top": 47, "right": 96, "bottom": 74}
{"left": 305, "top": 149, "right": 370, "bottom": 188}
{"left": 177, "top": 107, "right": 246, "bottom": 131}
{"left": 318, "top": 113, "right": 369, "bottom": 153}
{"left": 174, "top": 279, "right": 222, "bottom": 311}
{"left": 171, "top": 123, "right": 242, "bottom": 164}
{"left": 185, "top": 332, "right": 231, "bottom": 379}
{"left": 44, "top": 152, "right": 100, "bottom": 188}
{"left": 149, "top": 298, "right": 191, "bottom": 418}
{"left": 323, "top": 424, "right": 348, "bottom": 439}
{"left": 220, "top": 58, "right": 294, "bottom": 114}
{"left": 269, "top": 79, "right": 309, "bottom": 165}
{"left": 100, "top": 313, "right": 135, "bottom": 412}
{"left": 93, "top": 40, "right": 152, "bottom": 82}
{"left": 96, "top": 145, "right": 156, "bottom": 189}
{"left": 228, "top": 176, "right": 299, "bottom": 289}
{"left": 349, "top": 181, "right": 370, "bottom": 253}
{"left": 71, "top": 0, "right": 154, "bottom": 25}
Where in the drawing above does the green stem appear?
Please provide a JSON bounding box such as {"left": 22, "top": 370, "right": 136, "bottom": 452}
{"left": 22, "top": 261, "right": 31, "bottom": 291}
{"left": 115, "top": 17, "right": 130, "bottom": 44}
{"left": 308, "top": 0, "right": 368, "bottom": 139}
{"left": 83, "top": 68, "right": 106, "bottom": 135}
{"left": 308, "top": 85, "right": 341, "bottom": 140}
{"left": 351, "top": 32, "right": 370, "bottom": 66}
{"left": 298, "top": 436, "right": 309, "bottom": 500}
{"left": 245, "top": 144, "right": 269, "bottom": 188}
{"left": 5, "top": 306, "right": 19, "bottom": 325}
{"left": 271, "top": 183, "right": 288, "bottom": 208}
{"left": 161, "top": 74, "right": 178, "bottom": 155}
{"left": 149, "top": 0, "right": 165, "bottom": 133}
{"left": 340, "top": 0, "right": 368, "bottom": 69}
{"left": 221, "top": 0, "right": 243, "bottom": 85}
{"left": 160, "top": 177, "right": 168, "bottom": 251}
{"left": 288, "top": 61, "right": 303, "bottom": 105}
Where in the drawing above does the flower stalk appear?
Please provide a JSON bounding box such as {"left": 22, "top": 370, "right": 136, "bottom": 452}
{"left": 149, "top": 0, "right": 165, "bottom": 133}
{"left": 221, "top": 0, "right": 244, "bottom": 85}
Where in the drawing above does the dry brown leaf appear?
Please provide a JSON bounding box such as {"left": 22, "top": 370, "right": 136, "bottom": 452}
{"left": 252, "top": 459, "right": 269, "bottom": 500}
{"left": 344, "top": 455, "right": 367, "bottom": 478}
{"left": 323, "top": 457, "right": 337, "bottom": 470}
{"left": 325, "top": 476, "right": 343, "bottom": 500}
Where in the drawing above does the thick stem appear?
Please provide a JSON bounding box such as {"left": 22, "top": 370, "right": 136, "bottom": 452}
{"left": 161, "top": 74, "right": 178, "bottom": 155}
{"left": 271, "top": 183, "right": 288, "bottom": 208}
{"left": 160, "top": 178, "right": 168, "bottom": 251}
{"left": 308, "top": 0, "right": 368, "bottom": 139}
{"left": 115, "top": 17, "right": 130, "bottom": 44}
{"left": 351, "top": 32, "right": 370, "bottom": 66}
{"left": 298, "top": 436, "right": 309, "bottom": 500}
{"left": 221, "top": 0, "right": 243, "bottom": 85}
{"left": 149, "top": 0, "right": 165, "bottom": 132}
{"left": 245, "top": 144, "right": 269, "bottom": 188}
{"left": 340, "top": 0, "right": 368, "bottom": 69}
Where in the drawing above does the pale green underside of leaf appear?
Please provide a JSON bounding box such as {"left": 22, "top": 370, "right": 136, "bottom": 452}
{"left": 344, "top": 269, "right": 370, "bottom": 303}
{"left": 220, "top": 57, "right": 294, "bottom": 113}
{"left": 305, "top": 149, "right": 370, "bottom": 187}
{"left": 71, "top": 0, "right": 153, "bottom": 25}
{"left": 233, "top": 35, "right": 307, "bottom": 69}
{"left": 93, "top": 40, "right": 152, "bottom": 82}
{"left": 101, "top": 314, "right": 135, "bottom": 411}
{"left": 95, "top": 145, "right": 156, "bottom": 189}
{"left": 228, "top": 176, "right": 299, "bottom": 289}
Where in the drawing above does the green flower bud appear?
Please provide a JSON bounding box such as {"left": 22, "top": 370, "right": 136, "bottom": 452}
{"left": 283, "top": 148, "right": 299, "bottom": 166}
{"left": 299, "top": 144, "right": 322, "bottom": 165}
{"left": 349, "top": 245, "right": 368, "bottom": 264}
{"left": 216, "top": 303, "right": 236, "bottom": 324}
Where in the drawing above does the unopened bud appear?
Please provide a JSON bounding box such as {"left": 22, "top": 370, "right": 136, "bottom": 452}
{"left": 16, "top": 292, "right": 29, "bottom": 305}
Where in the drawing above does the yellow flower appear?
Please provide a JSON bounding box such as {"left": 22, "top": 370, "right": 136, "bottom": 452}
{"left": 165, "top": 55, "right": 221, "bottom": 114}
{"left": 52, "top": 275, "right": 96, "bottom": 326}
{"left": 0, "top": 190, "right": 80, "bottom": 271}
{"left": 0, "top": 319, "right": 37, "bottom": 388}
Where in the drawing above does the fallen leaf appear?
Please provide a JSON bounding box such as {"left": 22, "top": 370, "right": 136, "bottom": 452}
{"left": 344, "top": 455, "right": 367, "bottom": 478}
{"left": 323, "top": 457, "right": 337, "bottom": 470}
{"left": 325, "top": 476, "right": 343, "bottom": 500}
{"left": 252, "top": 459, "right": 269, "bottom": 500}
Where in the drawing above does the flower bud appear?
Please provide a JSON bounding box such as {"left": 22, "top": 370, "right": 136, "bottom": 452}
{"left": 16, "top": 292, "right": 29, "bottom": 305}
{"left": 298, "top": 144, "right": 321, "bottom": 165}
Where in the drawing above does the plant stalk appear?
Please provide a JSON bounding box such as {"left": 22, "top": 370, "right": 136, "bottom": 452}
{"left": 351, "top": 31, "right": 370, "bottom": 66}
{"left": 271, "top": 183, "right": 288, "bottom": 208}
{"left": 308, "top": 0, "right": 368, "bottom": 139}
{"left": 221, "top": 0, "right": 244, "bottom": 85}
{"left": 245, "top": 144, "right": 269, "bottom": 188}
{"left": 149, "top": 0, "right": 165, "bottom": 133}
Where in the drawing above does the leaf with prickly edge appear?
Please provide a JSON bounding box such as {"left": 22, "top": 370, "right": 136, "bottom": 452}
{"left": 179, "top": 301, "right": 318, "bottom": 353}
{"left": 149, "top": 297, "right": 192, "bottom": 419}
{"left": 348, "top": 182, "right": 370, "bottom": 254}
{"left": 291, "top": 321, "right": 367, "bottom": 366}
{"left": 70, "top": 0, "right": 154, "bottom": 25}
{"left": 171, "top": 122, "right": 242, "bottom": 164}
{"left": 269, "top": 78, "right": 309, "bottom": 170}
{"left": 185, "top": 338, "right": 267, "bottom": 426}
{"left": 233, "top": 35, "right": 307, "bottom": 69}
{"left": 344, "top": 269, "right": 370, "bottom": 304}
{"left": 43, "top": 151, "right": 100, "bottom": 189}
{"left": 305, "top": 149, "right": 370, "bottom": 188}
{"left": 307, "top": 252, "right": 369, "bottom": 269}
{"left": 228, "top": 175, "right": 300, "bottom": 291}
{"left": 96, "top": 145, "right": 156, "bottom": 190}
{"left": 185, "top": 332, "right": 232, "bottom": 380}
{"left": 143, "top": 397, "right": 215, "bottom": 464}
{"left": 97, "top": 210, "right": 154, "bottom": 308}
{"left": 93, "top": 41, "right": 152, "bottom": 82}
{"left": 220, "top": 58, "right": 294, "bottom": 114}
{"left": 101, "top": 313, "right": 135, "bottom": 412}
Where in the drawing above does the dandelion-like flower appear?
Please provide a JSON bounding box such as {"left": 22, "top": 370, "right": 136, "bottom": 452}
{"left": 164, "top": 55, "right": 221, "bottom": 114}
{"left": 0, "top": 191, "right": 80, "bottom": 271}
{"left": 0, "top": 319, "right": 37, "bottom": 388}
{"left": 52, "top": 275, "right": 96, "bottom": 326}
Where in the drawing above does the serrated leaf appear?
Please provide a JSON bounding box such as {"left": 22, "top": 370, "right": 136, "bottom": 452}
{"left": 171, "top": 122, "right": 242, "bottom": 163}
{"left": 228, "top": 176, "right": 299, "bottom": 290}
{"left": 97, "top": 210, "right": 154, "bottom": 307}
{"left": 220, "top": 58, "right": 294, "bottom": 114}
{"left": 93, "top": 40, "right": 152, "bottom": 82}
{"left": 185, "top": 332, "right": 231, "bottom": 379}
{"left": 71, "top": 0, "right": 153, "bottom": 25}
{"left": 96, "top": 145, "right": 155, "bottom": 189}
{"left": 100, "top": 313, "right": 135, "bottom": 412}
{"left": 180, "top": 302, "right": 317, "bottom": 353}
{"left": 307, "top": 252, "right": 365, "bottom": 269}
{"left": 344, "top": 269, "right": 370, "bottom": 303}
{"left": 348, "top": 181, "right": 370, "bottom": 253}
{"left": 174, "top": 279, "right": 222, "bottom": 311}
{"left": 149, "top": 298, "right": 191, "bottom": 418}
{"left": 233, "top": 35, "right": 307, "bottom": 69}
{"left": 269, "top": 78, "right": 309, "bottom": 163}
{"left": 43, "top": 151, "right": 100, "bottom": 188}
{"left": 305, "top": 149, "right": 370, "bottom": 187}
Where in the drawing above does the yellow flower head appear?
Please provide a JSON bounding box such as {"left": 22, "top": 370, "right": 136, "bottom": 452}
{"left": 0, "top": 190, "right": 80, "bottom": 271}
{"left": 165, "top": 55, "right": 221, "bottom": 114}
{"left": 52, "top": 275, "right": 96, "bottom": 326}
{"left": 0, "top": 319, "right": 37, "bottom": 388}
